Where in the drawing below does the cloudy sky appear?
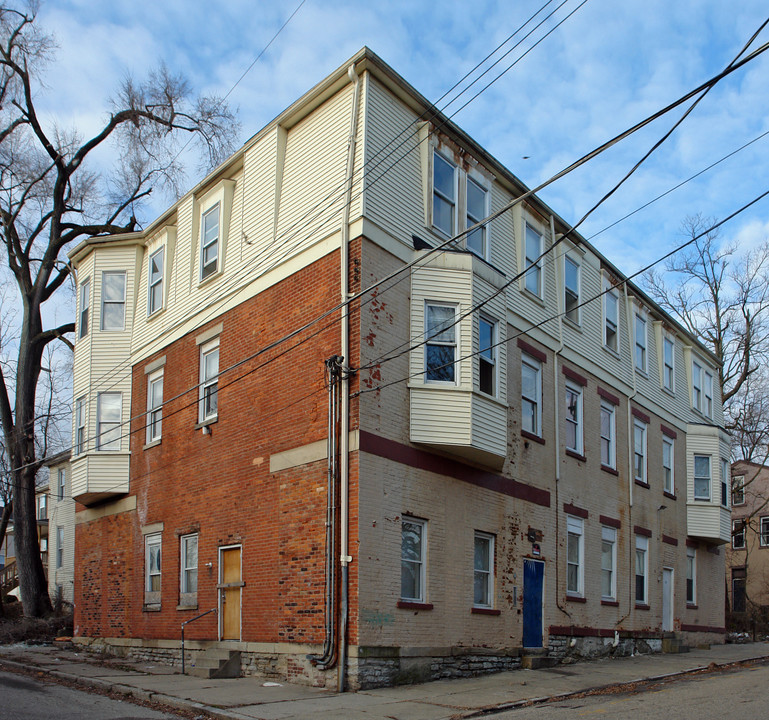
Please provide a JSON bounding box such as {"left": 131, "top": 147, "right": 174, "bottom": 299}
{"left": 34, "top": 0, "right": 769, "bottom": 276}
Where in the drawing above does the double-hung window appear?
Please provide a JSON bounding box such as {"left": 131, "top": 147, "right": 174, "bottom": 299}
{"left": 79, "top": 279, "right": 90, "bottom": 338}
{"left": 634, "top": 313, "right": 647, "bottom": 372}
{"left": 565, "top": 383, "right": 582, "bottom": 454}
{"left": 180, "top": 534, "right": 198, "bottom": 597}
{"left": 199, "top": 339, "right": 220, "bottom": 422}
{"left": 466, "top": 177, "right": 487, "bottom": 257}
{"left": 75, "top": 397, "right": 86, "bottom": 454}
{"left": 601, "top": 526, "right": 617, "bottom": 601}
{"left": 761, "top": 517, "right": 769, "bottom": 547}
{"left": 663, "top": 336, "right": 675, "bottom": 391}
{"left": 732, "top": 475, "right": 745, "bottom": 506}
{"left": 686, "top": 548, "right": 696, "bottom": 604}
{"left": 37, "top": 494, "right": 47, "bottom": 520}
{"left": 566, "top": 516, "right": 584, "bottom": 596}
{"left": 57, "top": 468, "right": 66, "bottom": 500}
{"left": 56, "top": 526, "right": 64, "bottom": 569}
{"left": 521, "top": 355, "right": 542, "bottom": 436}
{"left": 694, "top": 454, "right": 711, "bottom": 500}
{"left": 564, "top": 256, "right": 580, "bottom": 323}
{"left": 425, "top": 303, "right": 456, "bottom": 383}
{"left": 148, "top": 247, "right": 164, "bottom": 315}
{"left": 603, "top": 281, "right": 619, "bottom": 352}
{"left": 200, "top": 203, "right": 220, "bottom": 280}
{"left": 633, "top": 420, "right": 647, "bottom": 484}
{"left": 662, "top": 437, "right": 674, "bottom": 494}
{"left": 479, "top": 316, "right": 496, "bottom": 396}
{"left": 524, "top": 223, "right": 543, "bottom": 297}
{"left": 101, "top": 271, "right": 126, "bottom": 331}
{"left": 432, "top": 152, "right": 456, "bottom": 236}
{"left": 401, "top": 517, "right": 426, "bottom": 603}
{"left": 635, "top": 535, "right": 648, "bottom": 605}
{"left": 600, "top": 401, "right": 615, "bottom": 468}
{"left": 473, "top": 531, "right": 494, "bottom": 609}
{"left": 692, "top": 361, "right": 703, "bottom": 411}
{"left": 147, "top": 370, "right": 163, "bottom": 443}
{"left": 96, "top": 392, "right": 122, "bottom": 451}
{"left": 721, "top": 458, "right": 729, "bottom": 507}
{"left": 732, "top": 519, "right": 746, "bottom": 549}
{"left": 145, "top": 533, "right": 162, "bottom": 603}
{"left": 704, "top": 370, "right": 714, "bottom": 418}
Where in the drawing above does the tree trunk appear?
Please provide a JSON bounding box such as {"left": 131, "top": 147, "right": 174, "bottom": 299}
{"left": 0, "top": 501, "right": 11, "bottom": 618}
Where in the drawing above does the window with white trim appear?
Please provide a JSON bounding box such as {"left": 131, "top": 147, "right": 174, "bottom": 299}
{"left": 601, "top": 525, "right": 617, "bottom": 601}
{"left": 101, "top": 271, "right": 126, "bottom": 331}
{"left": 600, "top": 401, "right": 615, "bottom": 468}
{"left": 57, "top": 468, "right": 65, "bottom": 500}
{"left": 75, "top": 396, "right": 86, "bottom": 455}
{"left": 466, "top": 177, "right": 488, "bottom": 258}
{"left": 761, "top": 517, "right": 769, "bottom": 548}
{"left": 603, "top": 280, "right": 619, "bottom": 352}
{"left": 662, "top": 436, "right": 674, "bottom": 495}
{"left": 521, "top": 354, "right": 542, "bottom": 437}
{"left": 633, "top": 419, "right": 647, "bottom": 483}
{"left": 732, "top": 519, "right": 746, "bottom": 550}
{"left": 704, "top": 370, "right": 714, "bottom": 418}
{"left": 432, "top": 151, "right": 456, "bottom": 236}
{"left": 401, "top": 517, "right": 426, "bottom": 602}
{"left": 199, "top": 338, "right": 219, "bottom": 422}
{"left": 56, "top": 526, "right": 64, "bottom": 569}
{"left": 425, "top": 303, "right": 457, "bottom": 383}
{"left": 473, "top": 531, "right": 494, "bottom": 608}
{"left": 634, "top": 313, "right": 647, "bottom": 372}
{"left": 36, "top": 494, "right": 47, "bottom": 520}
{"left": 96, "top": 392, "right": 122, "bottom": 451}
{"left": 148, "top": 247, "right": 164, "bottom": 315}
{"left": 180, "top": 534, "right": 198, "bottom": 596}
{"left": 721, "top": 458, "right": 729, "bottom": 508}
{"left": 147, "top": 370, "right": 163, "bottom": 443}
{"left": 692, "top": 360, "right": 703, "bottom": 411}
{"left": 686, "top": 547, "right": 696, "bottom": 604}
{"left": 79, "top": 279, "right": 90, "bottom": 338}
{"left": 663, "top": 336, "right": 675, "bottom": 392}
{"left": 478, "top": 316, "right": 496, "bottom": 396}
{"left": 145, "top": 533, "right": 162, "bottom": 603}
{"left": 565, "top": 383, "right": 582, "bottom": 454}
{"left": 732, "top": 475, "right": 745, "bottom": 506}
{"left": 564, "top": 255, "right": 580, "bottom": 324}
{"left": 694, "top": 454, "right": 711, "bottom": 501}
{"left": 200, "top": 202, "right": 220, "bottom": 281}
{"left": 635, "top": 535, "right": 648, "bottom": 604}
{"left": 524, "top": 223, "right": 543, "bottom": 297}
{"left": 566, "top": 515, "right": 584, "bottom": 596}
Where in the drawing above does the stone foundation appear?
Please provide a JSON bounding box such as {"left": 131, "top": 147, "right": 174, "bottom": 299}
{"left": 548, "top": 632, "right": 663, "bottom": 661}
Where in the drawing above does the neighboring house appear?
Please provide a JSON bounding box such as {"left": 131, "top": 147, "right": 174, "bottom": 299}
{"left": 727, "top": 461, "right": 769, "bottom": 614}
{"left": 45, "top": 452, "right": 76, "bottom": 605}
{"left": 69, "top": 48, "right": 730, "bottom": 689}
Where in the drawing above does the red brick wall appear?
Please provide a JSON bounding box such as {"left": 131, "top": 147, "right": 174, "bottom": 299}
{"left": 76, "top": 246, "right": 362, "bottom": 646}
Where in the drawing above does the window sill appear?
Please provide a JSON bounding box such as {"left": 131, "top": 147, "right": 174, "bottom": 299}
{"left": 601, "top": 599, "right": 619, "bottom": 607}
{"left": 602, "top": 345, "right": 620, "bottom": 360}
{"left": 663, "top": 491, "right": 677, "bottom": 501}
{"left": 198, "top": 270, "right": 222, "bottom": 288}
{"left": 601, "top": 464, "right": 619, "bottom": 476}
{"left": 521, "top": 430, "right": 545, "bottom": 445}
{"left": 521, "top": 287, "right": 546, "bottom": 307}
{"left": 397, "top": 600, "right": 433, "bottom": 611}
{"left": 147, "top": 306, "right": 166, "bottom": 322}
{"left": 143, "top": 439, "right": 162, "bottom": 451}
{"left": 143, "top": 604, "right": 161, "bottom": 613}
{"left": 471, "top": 607, "right": 501, "bottom": 616}
{"left": 563, "top": 316, "right": 582, "bottom": 332}
{"left": 686, "top": 603, "right": 698, "bottom": 609}
{"left": 634, "top": 479, "right": 650, "bottom": 489}
{"left": 195, "top": 417, "right": 218, "bottom": 430}
{"left": 661, "top": 386, "right": 675, "bottom": 398}
{"left": 177, "top": 604, "right": 199, "bottom": 611}
{"left": 693, "top": 497, "right": 711, "bottom": 503}
{"left": 566, "top": 449, "right": 586, "bottom": 462}
{"left": 566, "top": 594, "right": 586, "bottom": 603}
{"left": 635, "top": 603, "right": 650, "bottom": 611}
{"left": 635, "top": 368, "right": 649, "bottom": 379}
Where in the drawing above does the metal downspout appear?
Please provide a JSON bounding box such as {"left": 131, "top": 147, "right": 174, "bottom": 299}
{"left": 338, "top": 63, "right": 361, "bottom": 693}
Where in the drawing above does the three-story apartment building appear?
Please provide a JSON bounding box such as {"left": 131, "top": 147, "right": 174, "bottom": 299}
{"left": 70, "top": 48, "right": 729, "bottom": 689}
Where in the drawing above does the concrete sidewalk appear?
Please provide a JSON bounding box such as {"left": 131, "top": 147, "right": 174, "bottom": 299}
{"left": 1, "top": 641, "right": 768, "bottom": 720}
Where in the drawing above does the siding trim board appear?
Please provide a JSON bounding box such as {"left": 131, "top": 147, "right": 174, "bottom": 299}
{"left": 359, "top": 430, "right": 551, "bottom": 507}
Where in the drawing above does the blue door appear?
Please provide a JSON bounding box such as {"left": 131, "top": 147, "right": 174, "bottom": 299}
{"left": 523, "top": 559, "right": 544, "bottom": 648}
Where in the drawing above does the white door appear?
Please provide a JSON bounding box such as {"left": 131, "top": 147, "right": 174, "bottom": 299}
{"left": 662, "top": 567, "right": 674, "bottom": 632}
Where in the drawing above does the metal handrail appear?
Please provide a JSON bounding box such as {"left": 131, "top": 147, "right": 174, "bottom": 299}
{"left": 181, "top": 607, "right": 217, "bottom": 675}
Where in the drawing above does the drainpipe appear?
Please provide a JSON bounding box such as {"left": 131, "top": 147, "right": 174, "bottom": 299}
{"left": 338, "top": 62, "right": 361, "bottom": 693}
{"left": 551, "top": 216, "right": 571, "bottom": 622}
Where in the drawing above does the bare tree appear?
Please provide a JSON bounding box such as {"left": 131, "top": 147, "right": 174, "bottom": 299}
{"left": 645, "top": 214, "right": 769, "bottom": 456}
{"left": 0, "top": 4, "right": 238, "bottom": 616}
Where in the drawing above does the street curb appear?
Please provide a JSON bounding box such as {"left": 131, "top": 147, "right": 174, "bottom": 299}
{"left": 457, "top": 654, "right": 769, "bottom": 718}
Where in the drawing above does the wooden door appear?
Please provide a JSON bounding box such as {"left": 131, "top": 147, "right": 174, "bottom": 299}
{"left": 219, "top": 546, "right": 242, "bottom": 641}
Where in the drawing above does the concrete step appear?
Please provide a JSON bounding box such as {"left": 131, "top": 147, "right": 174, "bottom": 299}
{"left": 521, "top": 654, "right": 560, "bottom": 669}
{"left": 189, "top": 649, "right": 241, "bottom": 678}
{"left": 662, "top": 636, "right": 690, "bottom": 654}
